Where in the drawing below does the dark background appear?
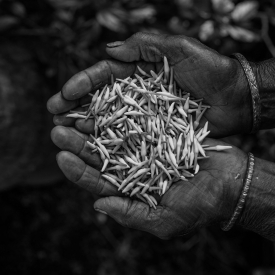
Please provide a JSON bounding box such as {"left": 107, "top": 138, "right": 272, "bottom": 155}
{"left": 0, "top": 0, "right": 275, "bottom": 274}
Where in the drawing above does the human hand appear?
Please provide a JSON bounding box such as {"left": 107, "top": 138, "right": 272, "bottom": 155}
{"left": 47, "top": 32, "right": 252, "bottom": 137}
{"left": 51, "top": 125, "right": 247, "bottom": 239}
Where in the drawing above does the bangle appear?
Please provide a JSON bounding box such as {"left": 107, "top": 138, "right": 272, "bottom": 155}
{"left": 232, "top": 53, "right": 261, "bottom": 134}
{"left": 221, "top": 152, "right": 255, "bottom": 231}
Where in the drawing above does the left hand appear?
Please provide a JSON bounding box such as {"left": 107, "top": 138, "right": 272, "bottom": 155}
{"left": 47, "top": 32, "right": 252, "bottom": 137}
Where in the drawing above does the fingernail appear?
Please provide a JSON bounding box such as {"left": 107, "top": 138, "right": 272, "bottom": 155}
{"left": 95, "top": 208, "right": 108, "bottom": 215}
{"left": 107, "top": 41, "right": 124, "bottom": 48}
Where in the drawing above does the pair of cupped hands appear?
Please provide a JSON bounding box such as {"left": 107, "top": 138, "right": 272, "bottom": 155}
{"left": 47, "top": 32, "right": 252, "bottom": 239}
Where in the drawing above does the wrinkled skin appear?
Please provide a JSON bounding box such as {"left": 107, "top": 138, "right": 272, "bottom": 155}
{"left": 51, "top": 126, "right": 247, "bottom": 239}
{"left": 47, "top": 32, "right": 251, "bottom": 238}
{"left": 48, "top": 32, "right": 252, "bottom": 137}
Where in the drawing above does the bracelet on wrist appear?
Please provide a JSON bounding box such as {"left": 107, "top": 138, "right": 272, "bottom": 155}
{"left": 221, "top": 152, "right": 255, "bottom": 231}
{"left": 232, "top": 53, "right": 261, "bottom": 134}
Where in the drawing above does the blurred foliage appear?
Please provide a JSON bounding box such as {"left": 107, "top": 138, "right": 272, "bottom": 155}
{"left": 1, "top": 0, "right": 275, "bottom": 85}
{"left": 1, "top": 0, "right": 275, "bottom": 274}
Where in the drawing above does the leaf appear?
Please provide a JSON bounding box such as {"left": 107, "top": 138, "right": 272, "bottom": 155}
{"left": 199, "top": 20, "right": 215, "bottom": 41}
{"left": 129, "top": 5, "right": 156, "bottom": 23}
{"left": 212, "top": 0, "right": 234, "bottom": 14}
{"left": 231, "top": 1, "right": 259, "bottom": 22}
{"left": 96, "top": 10, "right": 126, "bottom": 33}
{"left": 0, "top": 16, "right": 19, "bottom": 31}
{"left": 225, "top": 25, "right": 260, "bottom": 42}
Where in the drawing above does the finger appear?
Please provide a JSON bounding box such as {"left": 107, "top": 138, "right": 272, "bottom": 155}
{"left": 47, "top": 92, "right": 91, "bottom": 115}
{"left": 106, "top": 32, "right": 187, "bottom": 63}
{"left": 47, "top": 60, "right": 157, "bottom": 115}
{"left": 94, "top": 197, "right": 170, "bottom": 239}
{"left": 62, "top": 59, "right": 136, "bottom": 100}
{"left": 53, "top": 113, "right": 76, "bottom": 127}
{"left": 51, "top": 126, "right": 101, "bottom": 170}
{"left": 47, "top": 92, "right": 76, "bottom": 115}
{"left": 75, "top": 119, "right": 95, "bottom": 134}
{"left": 53, "top": 113, "right": 95, "bottom": 134}
{"left": 57, "top": 151, "right": 120, "bottom": 196}
{"left": 52, "top": 105, "right": 92, "bottom": 128}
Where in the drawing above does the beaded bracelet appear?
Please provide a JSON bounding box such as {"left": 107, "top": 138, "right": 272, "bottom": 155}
{"left": 221, "top": 152, "right": 255, "bottom": 231}
{"left": 232, "top": 53, "right": 261, "bottom": 134}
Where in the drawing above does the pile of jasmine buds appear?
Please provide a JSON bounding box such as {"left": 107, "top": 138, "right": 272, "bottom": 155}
{"left": 67, "top": 57, "right": 231, "bottom": 208}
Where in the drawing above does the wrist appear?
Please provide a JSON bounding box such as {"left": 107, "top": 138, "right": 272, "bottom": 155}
{"left": 237, "top": 157, "right": 275, "bottom": 241}
{"left": 221, "top": 153, "right": 255, "bottom": 231}
{"left": 250, "top": 59, "right": 275, "bottom": 130}
{"left": 218, "top": 148, "right": 248, "bottom": 223}
{"left": 229, "top": 58, "right": 253, "bottom": 134}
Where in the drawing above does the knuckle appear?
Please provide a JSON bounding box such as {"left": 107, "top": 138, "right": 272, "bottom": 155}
{"left": 83, "top": 69, "right": 95, "bottom": 88}
{"left": 81, "top": 136, "right": 91, "bottom": 155}
{"left": 74, "top": 163, "right": 87, "bottom": 183}
{"left": 177, "top": 34, "right": 188, "bottom": 40}
{"left": 101, "top": 59, "right": 111, "bottom": 71}
{"left": 131, "top": 32, "right": 158, "bottom": 44}
{"left": 121, "top": 200, "right": 134, "bottom": 227}
{"left": 121, "top": 200, "right": 147, "bottom": 229}
{"left": 75, "top": 133, "right": 88, "bottom": 156}
{"left": 96, "top": 175, "right": 107, "bottom": 196}
{"left": 189, "top": 37, "right": 201, "bottom": 44}
{"left": 132, "top": 31, "right": 146, "bottom": 40}
{"left": 100, "top": 60, "right": 114, "bottom": 80}
{"left": 91, "top": 60, "right": 112, "bottom": 84}
{"left": 96, "top": 60, "right": 109, "bottom": 74}
{"left": 152, "top": 207, "right": 173, "bottom": 239}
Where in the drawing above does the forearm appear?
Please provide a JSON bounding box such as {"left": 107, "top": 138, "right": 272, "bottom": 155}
{"left": 238, "top": 157, "right": 275, "bottom": 241}
{"left": 250, "top": 58, "right": 275, "bottom": 130}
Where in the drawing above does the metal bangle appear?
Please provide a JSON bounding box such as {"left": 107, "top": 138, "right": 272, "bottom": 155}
{"left": 221, "top": 152, "right": 255, "bottom": 231}
{"left": 232, "top": 53, "right": 261, "bottom": 133}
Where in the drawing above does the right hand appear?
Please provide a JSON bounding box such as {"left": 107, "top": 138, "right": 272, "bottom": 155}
{"left": 47, "top": 32, "right": 252, "bottom": 137}
{"left": 51, "top": 125, "right": 247, "bottom": 239}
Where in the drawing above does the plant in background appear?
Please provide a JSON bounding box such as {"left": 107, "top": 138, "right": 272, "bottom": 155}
{"left": 0, "top": 0, "right": 275, "bottom": 80}
{"left": 0, "top": 1, "right": 275, "bottom": 274}
{"left": 172, "top": 0, "right": 275, "bottom": 56}
{"left": 0, "top": 0, "right": 275, "bottom": 182}
{"left": 199, "top": 0, "right": 260, "bottom": 43}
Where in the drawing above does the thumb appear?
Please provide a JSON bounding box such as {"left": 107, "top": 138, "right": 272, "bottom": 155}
{"left": 94, "top": 196, "right": 169, "bottom": 239}
{"left": 106, "top": 32, "right": 193, "bottom": 63}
